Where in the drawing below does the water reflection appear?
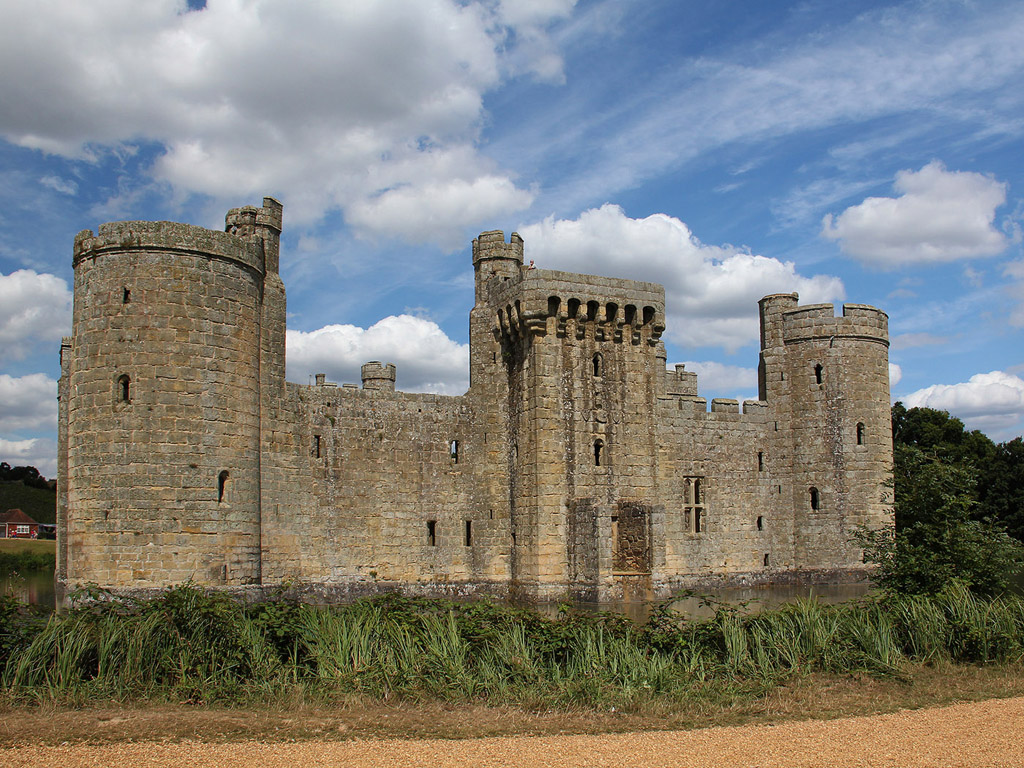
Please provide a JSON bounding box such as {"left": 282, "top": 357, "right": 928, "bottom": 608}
{"left": 536, "top": 582, "right": 874, "bottom": 623}
{"left": 0, "top": 569, "right": 56, "bottom": 608}
{"left": 3, "top": 571, "right": 876, "bottom": 621}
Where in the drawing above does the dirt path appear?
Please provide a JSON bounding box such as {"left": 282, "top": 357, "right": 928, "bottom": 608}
{"left": 5, "top": 696, "right": 1023, "bottom": 768}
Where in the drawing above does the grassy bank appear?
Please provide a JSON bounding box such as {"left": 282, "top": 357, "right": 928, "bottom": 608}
{"left": 0, "top": 539, "right": 55, "bottom": 575}
{"left": 2, "top": 583, "right": 1022, "bottom": 711}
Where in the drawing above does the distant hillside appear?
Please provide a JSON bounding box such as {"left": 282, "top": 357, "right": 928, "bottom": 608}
{"left": 0, "top": 482, "right": 56, "bottom": 525}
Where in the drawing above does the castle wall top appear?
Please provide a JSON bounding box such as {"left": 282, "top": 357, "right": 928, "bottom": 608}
{"left": 472, "top": 230, "right": 524, "bottom": 266}
{"left": 781, "top": 302, "right": 888, "bottom": 346}
{"left": 225, "top": 196, "right": 284, "bottom": 234}
{"left": 73, "top": 220, "right": 266, "bottom": 275}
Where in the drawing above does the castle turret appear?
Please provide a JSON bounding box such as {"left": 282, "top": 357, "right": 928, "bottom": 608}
{"left": 758, "top": 296, "right": 892, "bottom": 570}
{"left": 361, "top": 361, "right": 396, "bottom": 391}
{"left": 58, "top": 199, "right": 285, "bottom": 598}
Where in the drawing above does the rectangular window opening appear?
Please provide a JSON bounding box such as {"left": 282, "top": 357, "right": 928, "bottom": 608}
{"left": 464, "top": 519, "right": 472, "bottom": 547}
{"left": 427, "top": 520, "right": 437, "bottom": 547}
{"left": 313, "top": 434, "right": 321, "bottom": 459}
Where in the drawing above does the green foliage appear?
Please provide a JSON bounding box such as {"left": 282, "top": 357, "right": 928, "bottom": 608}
{"left": 856, "top": 442, "right": 1023, "bottom": 597}
{"left": 4, "top": 586, "right": 1024, "bottom": 706}
{"left": 0, "top": 481, "right": 56, "bottom": 525}
{"left": 0, "top": 549, "right": 55, "bottom": 575}
{"left": 891, "top": 403, "right": 1024, "bottom": 542}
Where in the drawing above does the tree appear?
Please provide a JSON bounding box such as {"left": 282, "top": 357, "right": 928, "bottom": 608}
{"left": 857, "top": 443, "right": 1022, "bottom": 596}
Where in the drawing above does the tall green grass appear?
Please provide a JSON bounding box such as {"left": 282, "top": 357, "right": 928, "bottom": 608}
{"left": 2, "top": 583, "right": 1022, "bottom": 707}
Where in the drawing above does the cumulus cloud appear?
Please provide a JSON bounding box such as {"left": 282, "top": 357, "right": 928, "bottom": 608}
{"left": 519, "top": 205, "right": 844, "bottom": 351}
{"left": 889, "top": 363, "right": 902, "bottom": 388}
{"left": 0, "top": 0, "right": 568, "bottom": 246}
{"left": 0, "top": 270, "right": 73, "bottom": 360}
{"left": 903, "top": 371, "right": 1024, "bottom": 440}
{"left": 0, "top": 438, "right": 57, "bottom": 479}
{"left": 674, "top": 361, "right": 758, "bottom": 400}
{"left": 0, "top": 374, "right": 58, "bottom": 434}
{"left": 822, "top": 162, "right": 1008, "bottom": 267}
{"left": 286, "top": 315, "right": 469, "bottom": 395}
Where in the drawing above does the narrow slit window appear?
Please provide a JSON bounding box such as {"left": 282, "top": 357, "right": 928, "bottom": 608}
{"left": 449, "top": 439, "right": 459, "bottom": 463}
{"left": 313, "top": 434, "right": 321, "bottom": 459}
{"left": 592, "top": 352, "right": 602, "bottom": 377}
{"left": 758, "top": 451, "right": 764, "bottom": 471}
{"left": 764, "top": 553, "right": 770, "bottom": 567}
{"left": 810, "top": 487, "right": 820, "bottom": 511}
{"left": 757, "top": 515, "right": 763, "bottom": 531}
{"left": 218, "top": 470, "right": 229, "bottom": 503}
{"left": 427, "top": 520, "right": 437, "bottom": 547}
{"left": 122, "top": 287, "right": 130, "bottom": 304}
{"left": 117, "top": 374, "right": 131, "bottom": 404}
{"left": 856, "top": 422, "right": 865, "bottom": 445}
{"left": 594, "top": 439, "right": 604, "bottom": 467}
{"left": 814, "top": 364, "right": 823, "bottom": 385}
{"left": 464, "top": 520, "right": 472, "bottom": 547}
{"left": 694, "top": 508, "right": 702, "bottom": 533}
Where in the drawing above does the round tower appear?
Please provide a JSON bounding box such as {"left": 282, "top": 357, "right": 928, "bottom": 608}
{"left": 63, "top": 218, "right": 269, "bottom": 591}
{"left": 775, "top": 301, "right": 892, "bottom": 568}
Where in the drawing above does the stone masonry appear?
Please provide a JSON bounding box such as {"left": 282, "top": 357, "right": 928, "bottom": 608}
{"left": 56, "top": 198, "right": 893, "bottom": 604}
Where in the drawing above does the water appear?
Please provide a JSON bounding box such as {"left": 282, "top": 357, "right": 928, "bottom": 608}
{"left": 0, "top": 569, "right": 56, "bottom": 608}
{"left": 536, "top": 582, "right": 874, "bottom": 622}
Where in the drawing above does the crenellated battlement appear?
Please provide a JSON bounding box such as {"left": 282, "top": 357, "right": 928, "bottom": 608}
{"left": 781, "top": 302, "right": 888, "bottom": 346}
{"left": 472, "top": 230, "right": 524, "bottom": 266}
{"left": 74, "top": 220, "right": 266, "bottom": 274}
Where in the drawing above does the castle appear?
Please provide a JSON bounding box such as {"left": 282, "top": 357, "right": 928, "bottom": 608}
{"left": 56, "top": 197, "right": 893, "bottom": 604}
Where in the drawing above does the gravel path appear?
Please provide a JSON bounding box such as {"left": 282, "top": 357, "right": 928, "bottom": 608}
{"left": 5, "top": 696, "right": 1023, "bottom": 767}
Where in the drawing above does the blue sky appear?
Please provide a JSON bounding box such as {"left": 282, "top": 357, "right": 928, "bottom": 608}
{"left": 2, "top": 0, "right": 1024, "bottom": 477}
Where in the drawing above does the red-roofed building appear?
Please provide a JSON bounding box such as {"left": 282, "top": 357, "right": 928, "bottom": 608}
{"left": 1, "top": 509, "right": 39, "bottom": 539}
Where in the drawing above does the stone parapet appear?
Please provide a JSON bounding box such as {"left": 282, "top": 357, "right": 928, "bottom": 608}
{"left": 74, "top": 220, "right": 265, "bottom": 276}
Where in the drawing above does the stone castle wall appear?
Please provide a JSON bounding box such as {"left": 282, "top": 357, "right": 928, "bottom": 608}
{"left": 57, "top": 200, "right": 894, "bottom": 604}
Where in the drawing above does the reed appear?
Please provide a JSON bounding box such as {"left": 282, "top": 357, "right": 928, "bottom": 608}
{"left": 3, "top": 583, "right": 1022, "bottom": 706}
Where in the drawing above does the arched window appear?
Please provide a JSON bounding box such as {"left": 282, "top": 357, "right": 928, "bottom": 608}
{"left": 814, "top": 364, "right": 823, "bottom": 385}
{"left": 809, "top": 486, "right": 820, "bottom": 511}
{"left": 594, "top": 439, "right": 604, "bottom": 467}
{"left": 856, "top": 422, "right": 865, "bottom": 445}
{"left": 592, "top": 352, "right": 602, "bottom": 377}
{"left": 218, "top": 470, "right": 229, "bottom": 503}
{"left": 116, "top": 374, "right": 131, "bottom": 404}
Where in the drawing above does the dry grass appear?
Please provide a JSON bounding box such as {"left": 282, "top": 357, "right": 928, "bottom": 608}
{"left": 2, "top": 662, "right": 1022, "bottom": 747}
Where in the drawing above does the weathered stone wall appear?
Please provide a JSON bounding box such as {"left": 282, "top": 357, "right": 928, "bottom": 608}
{"left": 59, "top": 206, "right": 893, "bottom": 605}
{"left": 62, "top": 220, "right": 266, "bottom": 592}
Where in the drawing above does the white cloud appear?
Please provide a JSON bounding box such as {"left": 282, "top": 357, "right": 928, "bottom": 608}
{"left": 347, "top": 175, "right": 535, "bottom": 250}
{"left": 822, "top": 162, "right": 1008, "bottom": 267}
{"left": 519, "top": 204, "right": 844, "bottom": 352}
{"left": 0, "top": 374, "right": 58, "bottom": 434}
{"left": 0, "top": 0, "right": 569, "bottom": 247}
{"left": 0, "top": 438, "right": 57, "bottom": 479}
{"left": 888, "top": 363, "right": 902, "bottom": 388}
{"left": 0, "top": 270, "right": 73, "bottom": 360}
{"left": 286, "top": 315, "right": 469, "bottom": 395}
{"left": 674, "top": 361, "right": 757, "bottom": 399}
{"left": 903, "top": 371, "right": 1024, "bottom": 441}
{"left": 39, "top": 174, "right": 77, "bottom": 195}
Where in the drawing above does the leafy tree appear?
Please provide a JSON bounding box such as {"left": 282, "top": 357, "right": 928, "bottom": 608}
{"left": 857, "top": 443, "right": 1022, "bottom": 596}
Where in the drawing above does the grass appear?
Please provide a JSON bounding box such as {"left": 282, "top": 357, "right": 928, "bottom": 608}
{"left": 0, "top": 539, "right": 55, "bottom": 575}
{"left": 2, "top": 582, "right": 1022, "bottom": 712}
